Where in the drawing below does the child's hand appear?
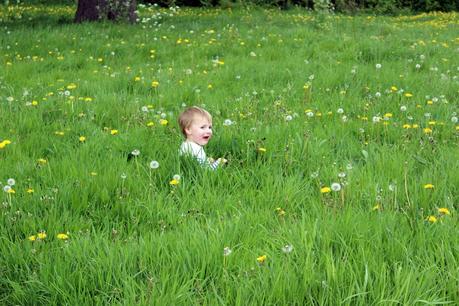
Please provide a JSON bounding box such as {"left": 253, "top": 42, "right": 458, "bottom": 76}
{"left": 217, "top": 157, "right": 228, "bottom": 164}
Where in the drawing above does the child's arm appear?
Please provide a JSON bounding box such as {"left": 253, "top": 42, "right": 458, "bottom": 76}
{"left": 209, "top": 158, "right": 227, "bottom": 170}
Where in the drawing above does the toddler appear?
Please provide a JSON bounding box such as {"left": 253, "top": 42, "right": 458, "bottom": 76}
{"left": 178, "top": 106, "right": 226, "bottom": 170}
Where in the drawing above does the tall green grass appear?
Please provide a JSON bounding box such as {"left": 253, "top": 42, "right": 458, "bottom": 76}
{"left": 0, "top": 4, "right": 458, "bottom": 304}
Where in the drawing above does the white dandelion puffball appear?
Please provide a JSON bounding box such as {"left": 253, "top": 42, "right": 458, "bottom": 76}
{"left": 223, "top": 247, "right": 232, "bottom": 256}
{"left": 400, "top": 105, "right": 407, "bottom": 112}
{"left": 3, "top": 185, "right": 12, "bottom": 193}
{"left": 337, "top": 108, "right": 344, "bottom": 114}
{"left": 375, "top": 63, "right": 382, "bottom": 69}
{"left": 282, "top": 244, "right": 293, "bottom": 253}
{"left": 7, "top": 178, "right": 16, "bottom": 186}
{"left": 149, "top": 160, "right": 160, "bottom": 169}
{"left": 285, "top": 115, "right": 293, "bottom": 121}
{"left": 173, "top": 174, "right": 181, "bottom": 181}
{"left": 331, "top": 182, "right": 342, "bottom": 192}
{"left": 131, "top": 149, "right": 140, "bottom": 156}
{"left": 223, "top": 119, "right": 233, "bottom": 126}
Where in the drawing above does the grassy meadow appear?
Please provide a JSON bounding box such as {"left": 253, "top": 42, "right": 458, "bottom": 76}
{"left": 1, "top": 3, "right": 459, "bottom": 304}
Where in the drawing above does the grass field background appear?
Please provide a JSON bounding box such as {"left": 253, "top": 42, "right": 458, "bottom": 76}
{"left": 0, "top": 4, "right": 458, "bottom": 304}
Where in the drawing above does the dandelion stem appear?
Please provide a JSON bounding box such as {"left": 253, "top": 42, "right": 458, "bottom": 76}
{"left": 404, "top": 162, "right": 412, "bottom": 208}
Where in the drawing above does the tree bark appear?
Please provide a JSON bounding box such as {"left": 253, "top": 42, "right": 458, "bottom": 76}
{"left": 75, "top": 0, "right": 137, "bottom": 23}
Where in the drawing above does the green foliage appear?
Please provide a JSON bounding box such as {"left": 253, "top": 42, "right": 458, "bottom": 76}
{"left": 1, "top": 3, "right": 459, "bottom": 304}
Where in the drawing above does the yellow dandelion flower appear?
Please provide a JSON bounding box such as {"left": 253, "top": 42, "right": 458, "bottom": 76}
{"left": 79, "top": 136, "right": 86, "bottom": 142}
{"left": 84, "top": 97, "right": 92, "bottom": 102}
{"left": 258, "top": 147, "right": 267, "bottom": 153}
{"left": 423, "top": 184, "right": 434, "bottom": 189}
{"left": 90, "top": 172, "right": 97, "bottom": 176}
{"left": 426, "top": 100, "right": 433, "bottom": 105}
{"left": 159, "top": 119, "right": 168, "bottom": 126}
{"left": 257, "top": 255, "right": 267, "bottom": 264}
{"left": 37, "top": 232, "right": 47, "bottom": 239}
{"left": 7, "top": 188, "right": 15, "bottom": 194}
{"left": 423, "top": 128, "right": 432, "bottom": 134}
{"left": 383, "top": 113, "right": 393, "bottom": 118}
{"left": 402, "top": 124, "right": 411, "bottom": 129}
{"left": 438, "top": 208, "right": 450, "bottom": 215}
{"left": 0, "top": 142, "right": 6, "bottom": 149}
{"left": 28, "top": 235, "right": 36, "bottom": 241}
{"left": 275, "top": 207, "right": 286, "bottom": 216}
{"left": 67, "top": 83, "right": 77, "bottom": 90}
{"left": 147, "top": 121, "right": 155, "bottom": 127}
{"left": 169, "top": 179, "right": 179, "bottom": 186}
{"left": 427, "top": 216, "right": 437, "bottom": 223}
{"left": 320, "top": 187, "right": 331, "bottom": 194}
{"left": 110, "top": 129, "right": 118, "bottom": 135}
{"left": 134, "top": 76, "right": 141, "bottom": 81}
{"left": 31, "top": 100, "right": 38, "bottom": 106}
{"left": 412, "top": 124, "right": 419, "bottom": 128}
{"left": 26, "top": 188, "right": 34, "bottom": 194}
{"left": 54, "top": 131, "right": 65, "bottom": 136}
{"left": 37, "top": 158, "right": 47, "bottom": 165}
{"left": 404, "top": 93, "right": 413, "bottom": 97}
{"left": 428, "top": 121, "right": 436, "bottom": 126}
{"left": 372, "top": 204, "right": 381, "bottom": 211}
{"left": 151, "top": 81, "right": 159, "bottom": 88}
{"left": 57, "top": 233, "right": 69, "bottom": 240}
{"left": 390, "top": 86, "right": 398, "bottom": 92}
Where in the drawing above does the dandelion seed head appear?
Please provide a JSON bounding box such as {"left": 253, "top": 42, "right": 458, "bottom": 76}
{"left": 7, "top": 178, "right": 15, "bottom": 186}
{"left": 149, "top": 160, "right": 159, "bottom": 169}
{"left": 282, "top": 244, "right": 293, "bottom": 253}
{"left": 223, "top": 247, "right": 232, "bottom": 256}
{"left": 173, "top": 174, "right": 181, "bottom": 181}
{"left": 131, "top": 149, "right": 140, "bottom": 156}
{"left": 375, "top": 63, "right": 382, "bottom": 69}
{"left": 331, "top": 182, "right": 341, "bottom": 192}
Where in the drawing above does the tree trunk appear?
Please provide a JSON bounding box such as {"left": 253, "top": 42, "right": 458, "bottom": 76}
{"left": 75, "top": 0, "right": 137, "bottom": 23}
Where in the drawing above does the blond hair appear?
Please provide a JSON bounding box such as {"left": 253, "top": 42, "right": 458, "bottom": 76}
{"left": 178, "top": 106, "right": 212, "bottom": 137}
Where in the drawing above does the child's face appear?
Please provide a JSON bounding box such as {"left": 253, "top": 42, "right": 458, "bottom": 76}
{"left": 185, "top": 115, "right": 213, "bottom": 146}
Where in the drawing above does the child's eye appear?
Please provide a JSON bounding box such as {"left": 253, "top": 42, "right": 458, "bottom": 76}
{"left": 209, "top": 126, "right": 212, "bottom": 129}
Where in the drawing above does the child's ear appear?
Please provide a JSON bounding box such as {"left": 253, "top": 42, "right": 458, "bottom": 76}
{"left": 185, "top": 127, "right": 191, "bottom": 136}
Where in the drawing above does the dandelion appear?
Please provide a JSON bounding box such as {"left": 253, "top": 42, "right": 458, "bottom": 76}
{"left": 404, "top": 93, "right": 413, "bottom": 98}
{"left": 110, "top": 129, "right": 118, "bottom": 135}
{"left": 427, "top": 216, "right": 437, "bottom": 223}
{"left": 258, "top": 147, "right": 267, "bottom": 153}
{"left": 375, "top": 92, "right": 381, "bottom": 98}
{"left": 275, "top": 207, "right": 286, "bottom": 216}
{"left": 375, "top": 63, "right": 382, "bottom": 69}
{"left": 169, "top": 179, "right": 179, "bottom": 186}
{"left": 37, "top": 232, "right": 47, "bottom": 239}
{"left": 306, "top": 111, "right": 314, "bottom": 118}
{"left": 37, "top": 158, "right": 47, "bottom": 165}
{"left": 223, "top": 119, "right": 233, "bottom": 126}
{"left": 90, "top": 172, "right": 97, "bottom": 176}
{"left": 415, "top": 64, "right": 421, "bottom": 69}
{"left": 338, "top": 172, "right": 346, "bottom": 178}
{"left": 149, "top": 160, "right": 159, "bottom": 169}
{"left": 79, "top": 136, "right": 86, "bottom": 142}
{"left": 372, "top": 116, "right": 381, "bottom": 123}
{"left": 400, "top": 105, "right": 407, "bottom": 112}
{"left": 57, "top": 233, "right": 69, "bottom": 240}
{"left": 223, "top": 247, "right": 232, "bottom": 256}
{"left": 423, "top": 128, "right": 432, "bottom": 134}
{"left": 256, "top": 255, "right": 267, "bottom": 264}
{"left": 281, "top": 244, "right": 293, "bottom": 253}
{"left": 285, "top": 115, "right": 293, "bottom": 121}
{"left": 438, "top": 208, "right": 450, "bottom": 215}
{"left": 159, "top": 119, "right": 168, "bottom": 126}
{"left": 151, "top": 81, "right": 159, "bottom": 88}
{"left": 320, "top": 187, "right": 331, "bottom": 194}
{"left": 120, "top": 173, "right": 127, "bottom": 180}
{"left": 337, "top": 108, "right": 344, "bottom": 114}
{"left": 28, "top": 235, "right": 36, "bottom": 241}
{"left": 331, "top": 183, "right": 341, "bottom": 192}
{"left": 423, "top": 184, "right": 434, "bottom": 189}
{"left": 7, "top": 178, "right": 15, "bottom": 186}
{"left": 173, "top": 174, "right": 181, "bottom": 181}
{"left": 141, "top": 106, "right": 149, "bottom": 113}
{"left": 451, "top": 116, "right": 458, "bottom": 123}
{"left": 3, "top": 185, "right": 12, "bottom": 193}
{"left": 131, "top": 149, "right": 140, "bottom": 156}
{"left": 372, "top": 204, "right": 381, "bottom": 211}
